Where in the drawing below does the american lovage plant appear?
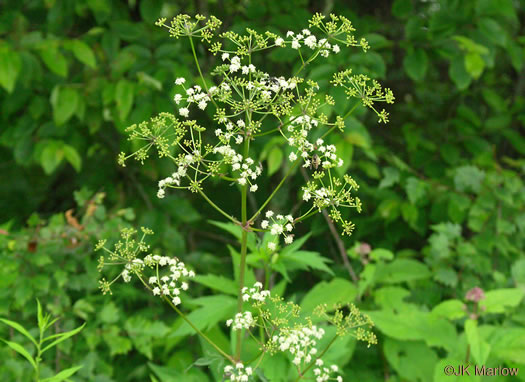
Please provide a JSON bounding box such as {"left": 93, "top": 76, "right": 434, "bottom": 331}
{"left": 96, "top": 13, "right": 393, "bottom": 381}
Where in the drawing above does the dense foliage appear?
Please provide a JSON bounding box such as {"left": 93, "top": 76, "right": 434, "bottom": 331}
{"left": 1, "top": 0, "right": 524, "bottom": 381}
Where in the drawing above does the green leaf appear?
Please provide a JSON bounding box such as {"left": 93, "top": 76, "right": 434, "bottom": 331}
{"left": 375, "top": 259, "right": 431, "bottom": 284}
{"left": 403, "top": 48, "right": 428, "bottom": 81}
{"left": 490, "top": 328, "right": 525, "bottom": 364}
{"left": 280, "top": 251, "right": 334, "bottom": 276}
{"left": 464, "top": 52, "right": 485, "bottom": 79}
{"left": 41, "top": 323, "right": 85, "bottom": 354}
{"left": 479, "top": 288, "right": 524, "bottom": 313}
{"left": 208, "top": 221, "right": 257, "bottom": 251}
{"left": 465, "top": 319, "right": 491, "bottom": 365}
{"left": 51, "top": 86, "right": 79, "bottom": 126}
{"left": 115, "top": 79, "right": 134, "bottom": 121}
{"left": 0, "top": 318, "right": 37, "bottom": 346}
{"left": 384, "top": 339, "right": 438, "bottom": 382}
{"left": 63, "top": 145, "right": 82, "bottom": 172}
{"left": 449, "top": 56, "right": 471, "bottom": 90}
{"left": 378, "top": 167, "right": 400, "bottom": 189}
{"left": 40, "top": 365, "right": 83, "bottom": 382}
{"left": 40, "top": 142, "right": 64, "bottom": 174}
{"left": 369, "top": 248, "right": 394, "bottom": 262}
{"left": 454, "top": 165, "right": 485, "bottom": 193}
{"left": 1, "top": 339, "right": 37, "bottom": 369}
{"left": 405, "top": 177, "right": 427, "bottom": 204}
{"left": 431, "top": 299, "right": 466, "bottom": 320}
{"left": 69, "top": 40, "right": 96, "bottom": 68}
{"left": 174, "top": 295, "right": 236, "bottom": 337}
{"left": 193, "top": 275, "right": 237, "bottom": 295}
{"left": 39, "top": 45, "right": 68, "bottom": 77}
{"left": 478, "top": 18, "right": 506, "bottom": 47}
{"left": 99, "top": 302, "right": 119, "bottom": 324}
{"left": 267, "top": 146, "right": 283, "bottom": 176}
{"left": 301, "top": 278, "right": 357, "bottom": 312}
{"left": 0, "top": 45, "right": 22, "bottom": 93}
{"left": 392, "top": 0, "right": 413, "bottom": 18}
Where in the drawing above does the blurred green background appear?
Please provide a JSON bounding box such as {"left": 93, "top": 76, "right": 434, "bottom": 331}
{"left": 1, "top": 0, "right": 525, "bottom": 381}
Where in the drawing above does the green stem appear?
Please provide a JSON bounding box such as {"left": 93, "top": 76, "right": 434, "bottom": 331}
{"left": 249, "top": 160, "right": 300, "bottom": 223}
{"left": 196, "top": 186, "right": 239, "bottom": 225}
{"left": 293, "top": 334, "right": 338, "bottom": 382}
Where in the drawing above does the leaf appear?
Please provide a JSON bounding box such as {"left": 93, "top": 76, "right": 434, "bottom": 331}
{"left": 369, "top": 248, "right": 394, "bottom": 262}
{"left": 69, "top": 40, "right": 96, "bottom": 68}
{"left": 384, "top": 338, "right": 438, "bottom": 381}
{"left": 490, "top": 328, "right": 525, "bottom": 364}
{"left": 0, "top": 318, "right": 37, "bottom": 346}
{"left": 115, "top": 79, "right": 134, "bottom": 121}
{"left": 193, "top": 275, "right": 237, "bottom": 295}
{"left": 208, "top": 220, "right": 257, "bottom": 251}
{"left": 449, "top": 56, "right": 471, "bottom": 90}
{"left": 280, "top": 251, "right": 334, "bottom": 276}
{"left": 454, "top": 165, "right": 485, "bottom": 193}
{"left": 479, "top": 288, "right": 524, "bottom": 313}
{"left": 41, "top": 323, "right": 85, "bottom": 353}
{"left": 174, "top": 295, "right": 236, "bottom": 337}
{"left": 392, "top": 0, "right": 413, "bottom": 18}
{"left": 40, "top": 365, "right": 83, "bottom": 382}
{"left": 403, "top": 48, "right": 428, "bottom": 81}
{"left": 63, "top": 145, "right": 82, "bottom": 171}
{"left": 38, "top": 45, "right": 68, "bottom": 77}
{"left": 465, "top": 319, "right": 491, "bottom": 365}
{"left": 431, "top": 300, "right": 466, "bottom": 320}
{"left": 405, "top": 177, "right": 427, "bottom": 204}
{"left": 51, "top": 86, "right": 79, "bottom": 126}
{"left": 375, "top": 259, "right": 431, "bottom": 284}
{"left": 378, "top": 167, "right": 400, "bottom": 189}
{"left": 464, "top": 52, "right": 485, "bottom": 79}
{"left": 0, "top": 45, "right": 22, "bottom": 93}
{"left": 1, "top": 339, "right": 37, "bottom": 369}
{"left": 40, "top": 142, "right": 64, "bottom": 174}
{"left": 267, "top": 146, "right": 283, "bottom": 176}
{"left": 301, "top": 278, "right": 357, "bottom": 312}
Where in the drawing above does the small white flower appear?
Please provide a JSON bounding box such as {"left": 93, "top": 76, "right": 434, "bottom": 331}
{"left": 333, "top": 44, "right": 340, "bottom": 54}
{"left": 222, "top": 52, "right": 230, "bottom": 61}
{"left": 238, "top": 178, "right": 247, "bottom": 186}
{"left": 198, "top": 100, "right": 207, "bottom": 110}
{"left": 275, "top": 37, "right": 284, "bottom": 46}
{"left": 284, "top": 236, "right": 293, "bottom": 244}
{"left": 291, "top": 40, "right": 301, "bottom": 49}
{"left": 261, "top": 220, "right": 269, "bottom": 229}
{"left": 268, "top": 242, "right": 276, "bottom": 251}
{"left": 286, "top": 31, "right": 294, "bottom": 37}
{"left": 179, "top": 107, "right": 189, "bottom": 117}
{"left": 289, "top": 152, "right": 297, "bottom": 161}
{"left": 173, "top": 94, "right": 182, "bottom": 104}
{"left": 152, "top": 287, "right": 160, "bottom": 295}
{"left": 266, "top": 210, "right": 274, "bottom": 218}
{"left": 172, "top": 296, "right": 181, "bottom": 305}
{"left": 149, "top": 276, "right": 157, "bottom": 284}
{"left": 250, "top": 184, "right": 258, "bottom": 192}
{"left": 175, "top": 77, "right": 185, "bottom": 85}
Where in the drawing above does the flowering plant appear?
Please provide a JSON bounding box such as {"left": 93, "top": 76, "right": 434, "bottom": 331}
{"left": 97, "top": 13, "right": 392, "bottom": 380}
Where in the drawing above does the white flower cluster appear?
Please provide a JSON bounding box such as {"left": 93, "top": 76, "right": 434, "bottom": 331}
{"left": 121, "top": 259, "right": 145, "bottom": 282}
{"left": 241, "top": 282, "right": 270, "bottom": 303}
{"left": 314, "top": 359, "right": 343, "bottom": 382}
{"left": 302, "top": 138, "right": 343, "bottom": 170}
{"left": 143, "top": 255, "right": 195, "bottom": 306}
{"left": 215, "top": 119, "right": 246, "bottom": 146}
{"left": 213, "top": 145, "right": 262, "bottom": 191}
{"left": 222, "top": 53, "right": 256, "bottom": 75}
{"left": 224, "top": 363, "right": 253, "bottom": 382}
{"left": 261, "top": 211, "right": 295, "bottom": 249}
{"left": 226, "top": 311, "right": 255, "bottom": 331}
{"left": 274, "top": 325, "right": 325, "bottom": 366}
{"left": 173, "top": 77, "right": 215, "bottom": 117}
{"left": 157, "top": 164, "right": 189, "bottom": 198}
{"left": 276, "top": 29, "right": 341, "bottom": 57}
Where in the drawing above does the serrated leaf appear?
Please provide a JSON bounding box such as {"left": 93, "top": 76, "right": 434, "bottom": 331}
{"left": 375, "top": 259, "right": 431, "bottom": 284}
{"left": 479, "top": 288, "right": 524, "bottom": 313}
{"left": 0, "top": 45, "right": 22, "bottom": 93}
{"left": 379, "top": 167, "right": 400, "bottom": 189}
{"left": 405, "top": 177, "right": 427, "bottom": 204}
{"left": 454, "top": 165, "right": 485, "bottom": 193}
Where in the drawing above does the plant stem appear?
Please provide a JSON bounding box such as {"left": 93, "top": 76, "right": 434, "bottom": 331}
{"left": 196, "top": 186, "right": 240, "bottom": 224}
{"left": 249, "top": 160, "right": 300, "bottom": 223}
{"left": 293, "top": 334, "right": 338, "bottom": 382}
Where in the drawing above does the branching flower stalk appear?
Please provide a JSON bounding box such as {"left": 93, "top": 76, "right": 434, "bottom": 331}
{"left": 101, "top": 12, "right": 393, "bottom": 380}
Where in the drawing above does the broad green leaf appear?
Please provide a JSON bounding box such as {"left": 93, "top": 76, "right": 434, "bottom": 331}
{"left": 479, "top": 288, "right": 524, "bottom": 313}
{"left": 280, "top": 251, "right": 333, "bottom": 276}
{"left": 449, "top": 57, "right": 471, "bottom": 90}
{"left": 369, "top": 248, "right": 394, "bottom": 262}
{"left": 378, "top": 167, "right": 399, "bottom": 189}
{"left": 174, "top": 295, "right": 236, "bottom": 337}
{"left": 0, "top": 318, "right": 37, "bottom": 346}
{"left": 405, "top": 177, "right": 427, "bottom": 204}
{"left": 490, "top": 328, "right": 525, "bottom": 364}
{"left": 0, "top": 45, "right": 22, "bottom": 93}
{"left": 69, "top": 40, "right": 96, "bottom": 68}
{"left": 392, "top": 0, "right": 413, "bottom": 18}
{"left": 99, "top": 302, "right": 119, "bottom": 324}
{"left": 193, "top": 275, "right": 237, "bottom": 295}
{"left": 453, "top": 36, "right": 489, "bottom": 55}
{"left": 63, "top": 145, "right": 82, "bottom": 171}
{"left": 40, "top": 142, "right": 64, "bottom": 174}
{"left": 375, "top": 259, "right": 431, "bottom": 284}
{"left": 301, "top": 278, "right": 357, "bottom": 312}
{"left": 403, "top": 48, "right": 428, "bottom": 81}
{"left": 41, "top": 323, "right": 85, "bottom": 353}
{"left": 40, "top": 365, "right": 83, "bottom": 382}
{"left": 465, "top": 319, "right": 491, "bottom": 364}
{"left": 464, "top": 52, "right": 485, "bottom": 79}
{"left": 478, "top": 18, "right": 506, "bottom": 47}
{"left": 511, "top": 259, "right": 525, "bottom": 287}
{"left": 454, "top": 165, "right": 485, "bottom": 193}
{"left": 1, "top": 339, "right": 37, "bottom": 369}
{"left": 51, "top": 86, "right": 79, "bottom": 126}
{"left": 115, "top": 79, "right": 134, "bottom": 121}
{"left": 384, "top": 339, "right": 438, "bottom": 381}
{"left": 267, "top": 146, "right": 283, "bottom": 176}
{"left": 209, "top": 221, "right": 257, "bottom": 251}
{"left": 39, "top": 45, "right": 68, "bottom": 77}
